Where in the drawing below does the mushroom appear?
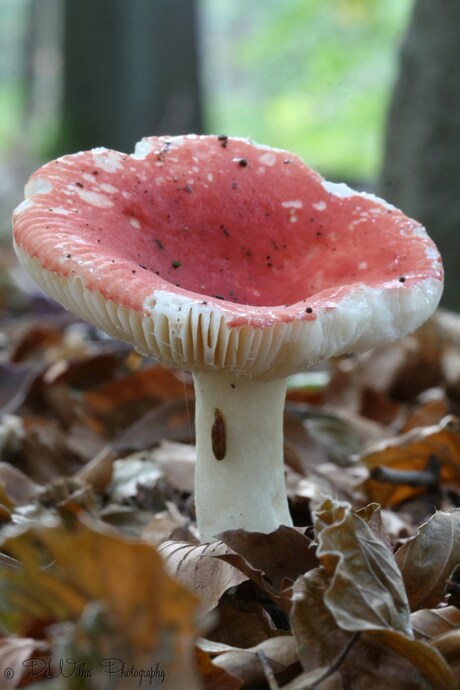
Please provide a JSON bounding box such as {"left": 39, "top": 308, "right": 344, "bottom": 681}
{"left": 12, "top": 135, "right": 443, "bottom": 540}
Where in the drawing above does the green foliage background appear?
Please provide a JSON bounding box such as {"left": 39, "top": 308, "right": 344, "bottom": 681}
{"left": 202, "top": 0, "right": 412, "bottom": 180}
{"left": 0, "top": 0, "right": 412, "bottom": 181}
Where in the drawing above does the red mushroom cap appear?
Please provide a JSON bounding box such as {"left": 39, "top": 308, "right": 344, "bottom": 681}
{"left": 13, "top": 135, "right": 443, "bottom": 378}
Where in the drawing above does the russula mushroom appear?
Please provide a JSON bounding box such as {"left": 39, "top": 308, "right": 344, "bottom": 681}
{"left": 12, "top": 135, "right": 443, "bottom": 540}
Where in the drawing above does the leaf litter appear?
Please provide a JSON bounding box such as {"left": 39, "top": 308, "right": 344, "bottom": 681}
{"left": 1, "top": 247, "right": 460, "bottom": 688}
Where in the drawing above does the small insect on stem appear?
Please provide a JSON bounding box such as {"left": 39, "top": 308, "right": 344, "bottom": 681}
{"left": 211, "top": 408, "right": 226, "bottom": 460}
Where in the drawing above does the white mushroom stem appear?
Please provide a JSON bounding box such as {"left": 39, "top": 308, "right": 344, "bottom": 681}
{"left": 193, "top": 370, "right": 293, "bottom": 541}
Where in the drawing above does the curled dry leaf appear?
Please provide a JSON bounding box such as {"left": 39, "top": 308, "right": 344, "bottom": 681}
{"left": 396, "top": 509, "right": 460, "bottom": 610}
{"left": 0, "top": 636, "right": 50, "bottom": 689}
{"left": 113, "top": 399, "right": 196, "bottom": 456}
{"left": 0, "top": 518, "right": 202, "bottom": 686}
{"left": 0, "top": 461, "right": 42, "bottom": 506}
{"left": 208, "top": 597, "right": 285, "bottom": 648}
{"left": 158, "top": 540, "right": 247, "bottom": 614}
{"left": 218, "top": 526, "right": 318, "bottom": 590}
{"left": 153, "top": 440, "right": 196, "bottom": 493}
{"left": 402, "top": 387, "right": 450, "bottom": 432}
{"left": 411, "top": 606, "right": 460, "bottom": 640}
{"left": 212, "top": 635, "right": 299, "bottom": 687}
{"left": 360, "top": 416, "right": 460, "bottom": 507}
{"left": 292, "top": 571, "right": 455, "bottom": 690}
{"left": 0, "top": 363, "right": 39, "bottom": 416}
{"left": 85, "top": 364, "right": 194, "bottom": 432}
{"left": 195, "top": 646, "right": 242, "bottom": 690}
{"left": 314, "top": 497, "right": 412, "bottom": 635}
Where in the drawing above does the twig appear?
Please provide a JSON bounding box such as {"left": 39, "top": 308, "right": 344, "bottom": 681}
{"left": 370, "top": 454, "right": 441, "bottom": 489}
{"left": 256, "top": 648, "right": 280, "bottom": 690}
{"left": 307, "top": 632, "right": 361, "bottom": 689}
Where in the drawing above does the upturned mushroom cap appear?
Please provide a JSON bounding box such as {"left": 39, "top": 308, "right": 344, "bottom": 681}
{"left": 13, "top": 135, "right": 443, "bottom": 380}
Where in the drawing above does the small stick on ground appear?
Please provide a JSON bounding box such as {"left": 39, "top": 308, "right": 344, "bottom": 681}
{"left": 370, "top": 454, "right": 441, "bottom": 489}
{"left": 307, "top": 632, "right": 361, "bottom": 689}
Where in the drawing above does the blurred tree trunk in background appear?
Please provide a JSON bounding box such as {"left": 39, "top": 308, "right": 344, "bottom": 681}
{"left": 59, "top": 0, "right": 203, "bottom": 154}
{"left": 380, "top": 0, "right": 460, "bottom": 311}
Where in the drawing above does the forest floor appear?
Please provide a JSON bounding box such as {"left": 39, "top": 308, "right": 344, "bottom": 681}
{"left": 0, "top": 243, "right": 459, "bottom": 689}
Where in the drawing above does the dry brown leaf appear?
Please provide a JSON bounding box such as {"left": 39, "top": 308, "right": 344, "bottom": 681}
{"left": 396, "top": 509, "right": 460, "bottom": 610}
{"left": 360, "top": 386, "right": 403, "bottom": 426}
{"left": 158, "top": 540, "right": 247, "bottom": 614}
{"left": 0, "top": 636, "right": 50, "bottom": 689}
{"left": 291, "top": 498, "right": 456, "bottom": 689}
{"left": 114, "top": 399, "right": 196, "bottom": 455}
{"left": 195, "top": 646, "right": 242, "bottom": 690}
{"left": 0, "top": 518, "right": 202, "bottom": 685}
{"left": 430, "top": 630, "right": 460, "bottom": 667}
{"left": 0, "top": 363, "right": 39, "bottom": 416}
{"left": 411, "top": 605, "right": 460, "bottom": 639}
{"left": 209, "top": 598, "right": 284, "bottom": 648}
{"left": 291, "top": 568, "right": 455, "bottom": 690}
{"left": 364, "top": 628, "right": 456, "bottom": 690}
{"left": 402, "top": 388, "right": 450, "bottom": 432}
{"left": 10, "top": 324, "right": 64, "bottom": 363}
{"left": 212, "top": 635, "right": 299, "bottom": 686}
{"left": 19, "top": 417, "right": 86, "bottom": 483}
{"left": 314, "top": 498, "right": 412, "bottom": 634}
{"left": 85, "top": 365, "right": 194, "bottom": 432}
{"left": 218, "top": 526, "right": 318, "bottom": 590}
{"left": 0, "top": 462, "right": 42, "bottom": 506}
{"left": 153, "top": 440, "right": 196, "bottom": 493}
{"left": 360, "top": 416, "right": 460, "bottom": 507}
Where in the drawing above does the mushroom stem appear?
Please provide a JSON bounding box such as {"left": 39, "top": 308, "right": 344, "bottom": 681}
{"left": 193, "top": 370, "right": 293, "bottom": 540}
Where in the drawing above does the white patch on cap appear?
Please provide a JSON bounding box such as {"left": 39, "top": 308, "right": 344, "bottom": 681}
{"left": 282, "top": 200, "right": 303, "bottom": 209}
{"left": 92, "top": 149, "right": 123, "bottom": 173}
{"left": 52, "top": 207, "right": 72, "bottom": 215}
{"left": 99, "top": 183, "right": 118, "bottom": 194}
{"left": 313, "top": 201, "right": 327, "bottom": 211}
{"left": 82, "top": 173, "right": 96, "bottom": 183}
{"left": 358, "top": 261, "right": 368, "bottom": 270}
{"left": 258, "top": 152, "right": 277, "bottom": 167}
{"left": 129, "top": 217, "right": 141, "bottom": 229}
{"left": 76, "top": 189, "right": 114, "bottom": 208}
{"left": 322, "top": 179, "right": 397, "bottom": 211}
{"left": 25, "top": 177, "right": 53, "bottom": 198}
{"left": 132, "top": 139, "right": 154, "bottom": 159}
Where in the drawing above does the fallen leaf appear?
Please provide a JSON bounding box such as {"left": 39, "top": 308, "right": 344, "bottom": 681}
{"left": 195, "top": 646, "right": 242, "bottom": 690}
{"left": 0, "top": 462, "right": 42, "bottom": 506}
{"left": 402, "top": 388, "right": 450, "bottom": 432}
{"left": 153, "top": 440, "right": 196, "bottom": 493}
{"left": 114, "top": 399, "right": 196, "bottom": 455}
{"left": 396, "top": 509, "right": 460, "bottom": 610}
{"left": 0, "top": 636, "right": 50, "bottom": 689}
{"left": 411, "top": 605, "right": 460, "bottom": 639}
{"left": 209, "top": 597, "right": 284, "bottom": 648}
{"left": 212, "top": 635, "right": 299, "bottom": 686}
{"left": 158, "top": 540, "right": 247, "bottom": 614}
{"left": 291, "top": 567, "right": 455, "bottom": 690}
{"left": 0, "top": 518, "right": 202, "bottom": 685}
{"left": 360, "top": 416, "right": 460, "bottom": 507}
{"left": 218, "top": 526, "right": 318, "bottom": 590}
{"left": 0, "top": 363, "right": 39, "bottom": 415}
{"left": 314, "top": 498, "right": 412, "bottom": 635}
{"left": 85, "top": 365, "right": 194, "bottom": 432}
{"left": 107, "top": 454, "right": 163, "bottom": 500}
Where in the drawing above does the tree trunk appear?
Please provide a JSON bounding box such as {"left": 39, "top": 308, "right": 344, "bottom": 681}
{"left": 60, "top": 0, "right": 203, "bottom": 154}
{"left": 379, "top": 0, "right": 460, "bottom": 311}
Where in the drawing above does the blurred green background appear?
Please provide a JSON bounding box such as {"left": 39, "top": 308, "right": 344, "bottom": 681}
{"left": 0, "top": 0, "right": 410, "bottom": 179}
